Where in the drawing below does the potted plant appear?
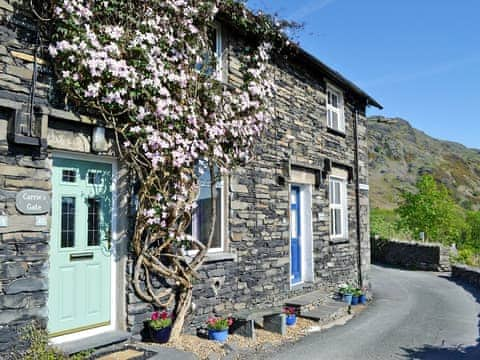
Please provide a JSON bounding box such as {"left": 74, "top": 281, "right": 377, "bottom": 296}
{"left": 359, "top": 287, "right": 368, "bottom": 305}
{"left": 351, "top": 288, "right": 362, "bottom": 305}
{"left": 207, "top": 317, "right": 233, "bottom": 342}
{"left": 339, "top": 284, "right": 354, "bottom": 305}
{"left": 148, "top": 310, "right": 172, "bottom": 344}
{"left": 284, "top": 307, "right": 297, "bottom": 326}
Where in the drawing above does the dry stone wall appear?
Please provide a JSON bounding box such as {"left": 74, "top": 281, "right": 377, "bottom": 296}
{"left": 372, "top": 237, "right": 451, "bottom": 271}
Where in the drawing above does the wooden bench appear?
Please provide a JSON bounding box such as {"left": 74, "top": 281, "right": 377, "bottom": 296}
{"left": 230, "top": 307, "right": 286, "bottom": 339}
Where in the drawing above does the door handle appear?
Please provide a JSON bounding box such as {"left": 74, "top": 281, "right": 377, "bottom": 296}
{"left": 70, "top": 252, "right": 94, "bottom": 261}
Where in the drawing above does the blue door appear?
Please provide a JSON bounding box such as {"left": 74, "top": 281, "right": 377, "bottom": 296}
{"left": 290, "top": 186, "right": 301, "bottom": 284}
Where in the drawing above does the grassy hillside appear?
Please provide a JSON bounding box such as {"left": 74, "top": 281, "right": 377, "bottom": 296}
{"left": 368, "top": 116, "right": 480, "bottom": 212}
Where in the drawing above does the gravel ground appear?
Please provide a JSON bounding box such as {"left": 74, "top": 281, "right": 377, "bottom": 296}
{"left": 152, "top": 305, "right": 367, "bottom": 360}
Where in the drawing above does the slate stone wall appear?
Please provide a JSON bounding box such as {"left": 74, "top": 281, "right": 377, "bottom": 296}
{"left": 0, "top": 1, "right": 52, "bottom": 355}
{"left": 372, "top": 237, "right": 451, "bottom": 271}
{"left": 0, "top": 0, "right": 372, "bottom": 349}
{"left": 125, "top": 27, "right": 371, "bottom": 335}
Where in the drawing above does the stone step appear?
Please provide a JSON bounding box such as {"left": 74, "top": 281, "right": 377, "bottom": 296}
{"left": 53, "top": 330, "right": 130, "bottom": 355}
{"left": 284, "top": 289, "right": 332, "bottom": 312}
{"left": 299, "top": 300, "right": 347, "bottom": 322}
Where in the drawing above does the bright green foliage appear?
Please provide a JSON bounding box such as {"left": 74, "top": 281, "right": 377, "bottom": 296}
{"left": 19, "top": 322, "right": 91, "bottom": 359}
{"left": 397, "top": 175, "right": 465, "bottom": 244}
{"left": 370, "top": 208, "right": 408, "bottom": 239}
{"left": 464, "top": 211, "right": 480, "bottom": 250}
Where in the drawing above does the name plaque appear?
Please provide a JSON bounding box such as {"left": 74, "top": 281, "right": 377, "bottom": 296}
{"left": 16, "top": 190, "right": 50, "bottom": 215}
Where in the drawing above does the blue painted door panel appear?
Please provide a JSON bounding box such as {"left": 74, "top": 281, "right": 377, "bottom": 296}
{"left": 290, "top": 186, "right": 301, "bottom": 284}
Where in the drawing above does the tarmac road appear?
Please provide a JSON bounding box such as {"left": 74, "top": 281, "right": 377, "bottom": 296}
{"left": 265, "top": 265, "right": 480, "bottom": 360}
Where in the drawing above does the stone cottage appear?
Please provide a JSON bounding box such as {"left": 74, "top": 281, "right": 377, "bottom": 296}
{"left": 0, "top": 1, "right": 381, "bottom": 355}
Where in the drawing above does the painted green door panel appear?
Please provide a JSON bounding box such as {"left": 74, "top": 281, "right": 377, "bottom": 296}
{"left": 48, "top": 157, "right": 112, "bottom": 336}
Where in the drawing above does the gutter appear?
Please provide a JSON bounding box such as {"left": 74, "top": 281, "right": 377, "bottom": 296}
{"left": 353, "top": 108, "right": 363, "bottom": 286}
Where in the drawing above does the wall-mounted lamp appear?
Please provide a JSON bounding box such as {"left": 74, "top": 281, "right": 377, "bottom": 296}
{"left": 92, "top": 126, "right": 108, "bottom": 153}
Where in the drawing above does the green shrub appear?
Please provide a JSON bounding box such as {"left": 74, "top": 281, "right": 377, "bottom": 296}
{"left": 18, "top": 322, "right": 91, "bottom": 360}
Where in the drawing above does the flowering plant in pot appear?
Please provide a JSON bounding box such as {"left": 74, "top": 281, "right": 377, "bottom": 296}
{"left": 338, "top": 284, "right": 355, "bottom": 305}
{"left": 207, "top": 317, "right": 233, "bottom": 342}
{"left": 283, "top": 306, "right": 297, "bottom": 326}
{"left": 148, "top": 311, "right": 172, "bottom": 343}
{"left": 359, "top": 287, "right": 368, "bottom": 305}
{"left": 351, "top": 288, "right": 362, "bottom": 305}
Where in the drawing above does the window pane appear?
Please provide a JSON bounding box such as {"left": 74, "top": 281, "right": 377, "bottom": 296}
{"left": 88, "top": 172, "right": 101, "bottom": 185}
{"left": 331, "top": 111, "right": 339, "bottom": 130}
{"left": 329, "top": 181, "right": 333, "bottom": 203}
{"left": 291, "top": 191, "right": 297, "bottom": 205}
{"left": 196, "top": 188, "right": 222, "bottom": 249}
{"left": 335, "top": 182, "right": 341, "bottom": 204}
{"left": 330, "top": 208, "right": 335, "bottom": 235}
{"left": 62, "top": 170, "right": 76, "bottom": 183}
{"left": 61, "top": 197, "right": 75, "bottom": 248}
{"left": 335, "top": 209, "right": 342, "bottom": 235}
{"left": 331, "top": 93, "right": 338, "bottom": 108}
{"left": 87, "top": 199, "right": 100, "bottom": 246}
{"left": 291, "top": 208, "right": 297, "bottom": 238}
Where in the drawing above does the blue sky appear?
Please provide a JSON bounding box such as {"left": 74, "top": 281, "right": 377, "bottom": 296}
{"left": 246, "top": 0, "right": 480, "bottom": 149}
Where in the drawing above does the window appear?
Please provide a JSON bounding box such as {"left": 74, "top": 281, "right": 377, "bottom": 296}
{"left": 213, "top": 24, "right": 223, "bottom": 80}
{"left": 61, "top": 197, "right": 76, "bottom": 248}
{"left": 62, "top": 169, "right": 76, "bottom": 183}
{"left": 329, "top": 177, "right": 348, "bottom": 239}
{"left": 87, "top": 171, "right": 102, "bottom": 185}
{"left": 87, "top": 198, "right": 101, "bottom": 246}
{"left": 187, "top": 164, "right": 224, "bottom": 252}
{"left": 195, "top": 24, "right": 223, "bottom": 80}
{"left": 327, "top": 85, "right": 345, "bottom": 133}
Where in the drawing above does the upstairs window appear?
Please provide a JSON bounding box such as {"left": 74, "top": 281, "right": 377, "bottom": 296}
{"left": 327, "top": 85, "right": 345, "bottom": 133}
{"left": 329, "top": 176, "right": 348, "bottom": 239}
{"left": 196, "top": 24, "right": 223, "bottom": 81}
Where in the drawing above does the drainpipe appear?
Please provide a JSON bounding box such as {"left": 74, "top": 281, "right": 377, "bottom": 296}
{"left": 353, "top": 107, "right": 363, "bottom": 286}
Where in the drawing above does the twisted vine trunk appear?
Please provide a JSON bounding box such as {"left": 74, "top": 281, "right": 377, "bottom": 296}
{"left": 170, "top": 286, "right": 193, "bottom": 341}
{"left": 131, "top": 163, "right": 218, "bottom": 342}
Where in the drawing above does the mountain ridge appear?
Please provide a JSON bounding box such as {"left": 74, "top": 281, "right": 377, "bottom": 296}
{"left": 367, "top": 116, "right": 480, "bottom": 211}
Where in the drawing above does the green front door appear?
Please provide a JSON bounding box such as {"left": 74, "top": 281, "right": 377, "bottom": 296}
{"left": 48, "top": 157, "right": 113, "bottom": 337}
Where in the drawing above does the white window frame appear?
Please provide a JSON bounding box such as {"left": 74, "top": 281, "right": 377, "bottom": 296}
{"left": 326, "top": 84, "right": 345, "bottom": 133}
{"left": 214, "top": 23, "right": 223, "bottom": 81}
{"left": 329, "top": 176, "right": 348, "bottom": 239}
{"left": 190, "top": 179, "right": 225, "bottom": 253}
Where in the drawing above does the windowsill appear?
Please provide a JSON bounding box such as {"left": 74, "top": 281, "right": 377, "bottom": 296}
{"left": 327, "top": 127, "right": 346, "bottom": 138}
{"left": 329, "top": 237, "right": 349, "bottom": 245}
{"left": 204, "top": 252, "right": 236, "bottom": 263}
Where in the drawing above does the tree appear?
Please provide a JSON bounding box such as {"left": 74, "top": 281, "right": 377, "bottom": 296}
{"left": 35, "top": 0, "right": 288, "bottom": 340}
{"left": 397, "top": 175, "right": 464, "bottom": 244}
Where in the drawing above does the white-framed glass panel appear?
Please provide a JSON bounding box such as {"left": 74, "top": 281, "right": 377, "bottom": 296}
{"left": 327, "top": 85, "right": 345, "bottom": 133}
{"left": 329, "top": 176, "right": 348, "bottom": 239}
{"left": 187, "top": 164, "right": 225, "bottom": 252}
{"left": 195, "top": 24, "right": 223, "bottom": 80}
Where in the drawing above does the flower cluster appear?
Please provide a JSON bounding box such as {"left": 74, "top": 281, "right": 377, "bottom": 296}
{"left": 283, "top": 306, "right": 296, "bottom": 315}
{"left": 149, "top": 311, "right": 173, "bottom": 330}
{"left": 49, "top": 0, "right": 275, "bottom": 247}
{"left": 207, "top": 316, "right": 233, "bottom": 331}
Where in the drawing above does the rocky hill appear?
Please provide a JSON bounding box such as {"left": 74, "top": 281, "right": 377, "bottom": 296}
{"left": 368, "top": 116, "right": 480, "bottom": 211}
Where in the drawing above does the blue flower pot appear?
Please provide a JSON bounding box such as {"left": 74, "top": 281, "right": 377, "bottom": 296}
{"left": 359, "top": 294, "right": 367, "bottom": 305}
{"left": 208, "top": 329, "right": 229, "bottom": 342}
{"left": 351, "top": 295, "right": 359, "bottom": 305}
{"left": 343, "top": 294, "right": 352, "bottom": 305}
{"left": 149, "top": 326, "right": 171, "bottom": 344}
{"left": 286, "top": 314, "right": 296, "bottom": 326}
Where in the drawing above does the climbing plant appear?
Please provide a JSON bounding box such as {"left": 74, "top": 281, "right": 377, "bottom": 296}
{"left": 32, "top": 0, "right": 295, "bottom": 341}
